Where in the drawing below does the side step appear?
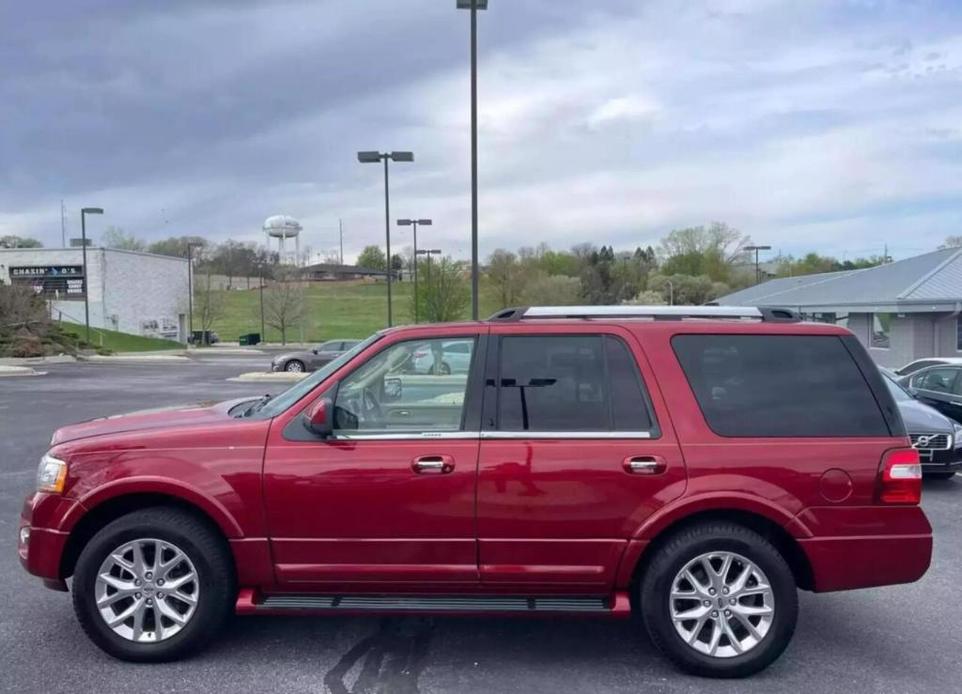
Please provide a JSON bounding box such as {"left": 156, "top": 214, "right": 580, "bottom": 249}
{"left": 237, "top": 589, "right": 630, "bottom": 618}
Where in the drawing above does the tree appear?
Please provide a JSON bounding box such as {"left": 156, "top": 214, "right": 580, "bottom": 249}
{"left": 659, "top": 222, "right": 750, "bottom": 283}
{"left": 487, "top": 249, "right": 526, "bottom": 308}
{"left": 193, "top": 269, "right": 225, "bottom": 346}
{"left": 357, "top": 245, "right": 386, "bottom": 271}
{"left": 520, "top": 274, "right": 581, "bottom": 305}
{"left": 100, "top": 226, "right": 146, "bottom": 251}
{"left": 148, "top": 236, "right": 207, "bottom": 258}
{"left": 263, "top": 268, "right": 305, "bottom": 344}
{"left": 0, "top": 235, "right": 43, "bottom": 249}
{"left": 647, "top": 273, "right": 730, "bottom": 305}
{"left": 625, "top": 289, "right": 667, "bottom": 305}
{"left": 391, "top": 254, "right": 404, "bottom": 280}
{"left": 411, "top": 257, "right": 469, "bottom": 323}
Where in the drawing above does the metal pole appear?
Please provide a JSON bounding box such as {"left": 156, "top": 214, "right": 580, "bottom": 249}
{"left": 469, "top": 0, "right": 480, "bottom": 320}
{"left": 187, "top": 244, "right": 194, "bottom": 343}
{"left": 259, "top": 267, "right": 266, "bottom": 341}
{"left": 413, "top": 221, "right": 419, "bottom": 323}
{"left": 755, "top": 248, "right": 760, "bottom": 284}
{"left": 81, "top": 211, "right": 90, "bottom": 343}
{"left": 60, "top": 200, "right": 66, "bottom": 248}
{"left": 339, "top": 218, "right": 344, "bottom": 265}
{"left": 384, "top": 156, "right": 393, "bottom": 327}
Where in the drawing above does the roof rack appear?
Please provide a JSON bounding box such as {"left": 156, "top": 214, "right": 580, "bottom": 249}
{"left": 487, "top": 305, "right": 801, "bottom": 323}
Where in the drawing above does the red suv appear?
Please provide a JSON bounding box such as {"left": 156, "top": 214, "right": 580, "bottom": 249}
{"left": 18, "top": 306, "right": 931, "bottom": 677}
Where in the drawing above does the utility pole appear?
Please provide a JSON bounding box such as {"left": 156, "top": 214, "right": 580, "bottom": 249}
{"left": 60, "top": 200, "right": 66, "bottom": 248}
{"left": 339, "top": 218, "right": 344, "bottom": 265}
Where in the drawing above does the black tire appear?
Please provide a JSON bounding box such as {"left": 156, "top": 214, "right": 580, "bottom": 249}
{"left": 72, "top": 507, "right": 235, "bottom": 662}
{"left": 640, "top": 522, "right": 798, "bottom": 678}
{"left": 439, "top": 362, "right": 451, "bottom": 375}
{"left": 926, "top": 471, "right": 956, "bottom": 480}
{"left": 285, "top": 359, "right": 305, "bottom": 373}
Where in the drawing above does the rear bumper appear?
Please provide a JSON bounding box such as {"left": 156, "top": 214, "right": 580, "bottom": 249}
{"left": 791, "top": 506, "right": 932, "bottom": 592}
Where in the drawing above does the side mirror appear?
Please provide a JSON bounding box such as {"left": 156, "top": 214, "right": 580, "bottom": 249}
{"left": 305, "top": 398, "right": 334, "bottom": 438}
{"left": 312, "top": 348, "right": 319, "bottom": 355}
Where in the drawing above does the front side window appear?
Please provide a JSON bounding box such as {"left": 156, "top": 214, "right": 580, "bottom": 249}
{"left": 672, "top": 334, "right": 889, "bottom": 437}
{"left": 912, "top": 367, "right": 958, "bottom": 394}
{"left": 496, "top": 334, "right": 654, "bottom": 432}
{"left": 334, "top": 337, "right": 476, "bottom": 434}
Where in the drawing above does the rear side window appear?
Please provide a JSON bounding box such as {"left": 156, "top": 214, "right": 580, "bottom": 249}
{"left": 497, "top": 334, "right": 654, "bottom": 432}
{"left": 672, "top": 334, "right": 888, "bottom": 437}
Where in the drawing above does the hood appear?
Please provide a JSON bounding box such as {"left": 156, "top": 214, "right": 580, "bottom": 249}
{"left": 50, "top": 397, "right": 258, "bottom": 445}
{"left": 272, "top": 350, "right": 312, "bottom": 362}
{"left": 897, "top": 398, "right": 956, "bottom": 433}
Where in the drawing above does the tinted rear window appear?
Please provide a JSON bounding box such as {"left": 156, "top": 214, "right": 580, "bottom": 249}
{"left": 672, "top": 334, "right": 888, "bottom": 437}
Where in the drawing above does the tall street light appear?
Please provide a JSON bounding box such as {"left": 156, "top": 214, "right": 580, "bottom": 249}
{"left": 186, "top": 242, "right": 200, "bottom": 344}
{"left": 745, "top": 245, "right": 772, "bottom": 284}
{"left": 457, "top": 0, "right": 488, "bottom": 320}
{"left": 358, "top": 150, "right": 414, "bottom": 327}
{"left": 398, "top": 218, "right": 432, "bottom": 323}
{"left": 80, "top": 207, "right": 103, "bottom": 344}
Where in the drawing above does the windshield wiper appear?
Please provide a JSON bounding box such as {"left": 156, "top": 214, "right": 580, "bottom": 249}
{"left": 243, "top": 394, "right": 273, "bottom": 417}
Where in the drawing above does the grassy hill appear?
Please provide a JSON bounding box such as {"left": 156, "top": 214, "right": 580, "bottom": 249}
{"left": 58, "top": 322, "right": 183, "bottom": 352}
{"left": 208, "top": 279, "right": 503, "bottom": 343}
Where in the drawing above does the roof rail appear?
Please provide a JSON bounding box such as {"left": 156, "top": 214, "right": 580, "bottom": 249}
{"left": 487, "top": 305, "right": 801, "bottom": 323}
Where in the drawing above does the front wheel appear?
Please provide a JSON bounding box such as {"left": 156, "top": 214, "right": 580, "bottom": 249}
{"left": 285, "top": 360, "right": 305, "bottom": 373}
{"left": 72, "top": 507, "right": 235, "bottom": 662}
{"left": 640, "top": 522, "right": 798, "bottom": 678}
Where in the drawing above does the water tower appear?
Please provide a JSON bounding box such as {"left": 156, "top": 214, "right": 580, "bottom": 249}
{"left": 263, "top": 215, "right": 302, "bottom": 265}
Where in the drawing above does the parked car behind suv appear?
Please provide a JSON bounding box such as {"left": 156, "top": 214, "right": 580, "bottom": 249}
{"left": 271, "top": 339, "right": 361, "bottom": 373}
{"left": 881, "top": 369, "right": 962, "bottom": 480}
{"left": 19, "top": 305, "right": 930, "bottom": 678}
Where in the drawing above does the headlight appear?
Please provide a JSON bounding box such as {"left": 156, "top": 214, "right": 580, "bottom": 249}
{"left": 954, "top": 424, "right": 962, "bottom": 448}
{"left": 36, "top": 453, "right": 67, "bottom": 493}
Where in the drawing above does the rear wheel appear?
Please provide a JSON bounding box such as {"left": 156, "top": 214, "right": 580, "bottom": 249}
{"left": 285, "top": 359, "right": 305, "bottom": 373}
{"left": 640, "top": 522, "right": 798, "bottom": 678}
{"left": 439, "top": 361, "right": 452, "bottom": 375}
{"left": 72, "top": 507, "right": 235, "bottom": 662}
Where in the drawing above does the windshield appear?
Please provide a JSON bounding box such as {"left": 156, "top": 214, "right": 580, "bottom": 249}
{"left": 250, "top": 333, "right": 382, "bottom": 418}
{"left": 882, "top": 373, "right": 912, "bottom": 403}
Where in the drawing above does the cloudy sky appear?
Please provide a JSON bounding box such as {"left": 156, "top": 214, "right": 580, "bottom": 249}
{"left": 2, "top": 0, "right": 961, "bottom": 262}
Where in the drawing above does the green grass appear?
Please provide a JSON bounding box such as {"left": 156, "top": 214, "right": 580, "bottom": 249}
{"left": 59, "top": 321, "right": 183, "bottom": 353}
{"left": 206, "top": 279, "right": 504, "bottom": 343}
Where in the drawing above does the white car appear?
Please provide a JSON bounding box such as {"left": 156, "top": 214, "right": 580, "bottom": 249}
{"left": 410, "top": 340, "right": 473, "bottom": 374}
{"left": 896, "top": 357, "right": 962, "bottom": 376}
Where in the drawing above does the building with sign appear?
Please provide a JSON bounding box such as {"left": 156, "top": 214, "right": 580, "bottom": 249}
{"left": 0, "top": 247, "right": 189, "bottom": 342}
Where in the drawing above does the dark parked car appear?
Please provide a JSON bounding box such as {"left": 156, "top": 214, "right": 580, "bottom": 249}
{"left": 895, "top": 357, "right": 962, "bottom": 376}
{"left": 19, "top": 306, "right": 931, "bottom": 677}
{"left": 882, "top": 370, "right": 962, "bottom": 479}
{"left": 270, "top": 339, "right": 361, "bottom": 373}
{"left": 900, "top": 364, "right": 962, "bottom": 425}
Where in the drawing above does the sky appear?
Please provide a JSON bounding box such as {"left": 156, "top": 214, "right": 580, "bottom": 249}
{"left": 2, "top": 0, "right": 961, "bottom": 263}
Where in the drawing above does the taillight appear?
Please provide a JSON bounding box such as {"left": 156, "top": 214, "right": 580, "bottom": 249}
{"left": 878, "top": 448, "right": 922, "bottom": 505}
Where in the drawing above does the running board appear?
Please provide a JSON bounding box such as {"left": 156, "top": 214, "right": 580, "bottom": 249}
{"left": 236, "top": 589, "right": 630, "bottom": 618}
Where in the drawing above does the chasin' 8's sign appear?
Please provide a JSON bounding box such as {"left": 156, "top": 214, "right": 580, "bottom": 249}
{"left": 9, "top": 265, "right": 86, "bottom": 298}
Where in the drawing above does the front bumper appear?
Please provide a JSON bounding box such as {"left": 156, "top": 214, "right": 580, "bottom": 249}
{"left": 919, "top": 447, "right": 962, "bottom": 473}
{"left": 18, "top": 493, "right": 83, "bottom": 582}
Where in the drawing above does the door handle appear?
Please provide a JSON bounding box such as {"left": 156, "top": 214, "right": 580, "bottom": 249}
{"left": 624, "top": 456, "right": 667, "bottom": 475}
{"left": 412, "top": 455, "right": 455, "bottom": 474}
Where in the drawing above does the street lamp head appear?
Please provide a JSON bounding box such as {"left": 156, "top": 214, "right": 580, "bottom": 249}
{"left": 397, "top": 219, "right": 413, "bottom": 226}
{"left": 389, "top": 151, "right": 414, "bottom": 162}
{"left": 357, "top": 151, "right": 383, "bottom": 163}
{"left": 81, "top": 207, "right": 104, "bottom": 215}
{"left": 418, "top": 219, "right": 433, "bottom": 226}
{"left": 745, "top": 245, "right": 772, "bottom": 252}
{"left": 456, "top": 0, "right": 488, "bottom": 8}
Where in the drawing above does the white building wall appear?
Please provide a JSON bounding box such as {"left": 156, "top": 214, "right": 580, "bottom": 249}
{"left": 0, "top": 247, "right": 188, "bottom": 341}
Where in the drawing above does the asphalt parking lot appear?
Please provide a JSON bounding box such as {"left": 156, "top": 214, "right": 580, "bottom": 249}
{"left": 2, "top": 354, "right": 961, "bottom": 694}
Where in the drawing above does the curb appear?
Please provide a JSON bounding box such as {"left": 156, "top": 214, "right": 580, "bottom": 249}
{"left": 227, "top": 371, "right": 308, "bottom": 383}
{"left": 83, "top": 354, "right": 192, "bottom": 363}
{"left": 0, "top": 365, "right": 44, "bottom": 377}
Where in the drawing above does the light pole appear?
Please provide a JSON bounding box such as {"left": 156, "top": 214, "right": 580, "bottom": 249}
{"left": 358, "top": 150, "right": 414, "bottom": 327}
{"left": 457, "top": 0, "right": 488, "bottom": 320}
{"left": 665, "top": 278, "right": 674, "bottom": 306}
{"left": 186, "top": 242, "right": 199, "bottom": 344}
{"left": 80, "top": 207, "right": 103, "bottom": 344}
{"left": 745, "top": 245, "right": 772, "bottom": 284}
{"left": 398, "top": 218, "right": 432, "bottom": 322}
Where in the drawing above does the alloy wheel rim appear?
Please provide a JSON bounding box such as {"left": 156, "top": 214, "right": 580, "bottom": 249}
{"left": 287, "top": 361, "right": 304, "bottom": 372}
{"left": 94, "top": 538, "right": 200, "bottom": 643}
{"left": 669, "top": 551, "right": 775, "bottom": 658}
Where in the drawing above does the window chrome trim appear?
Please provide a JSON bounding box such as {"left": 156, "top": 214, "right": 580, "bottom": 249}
{"left": 332, "top": 431, "right": 479, "bottom": 441}
{"left": 481, "top": 431, "right": 653, "bottom": 440}
{"left": 328, "top": 430, "right": 654, "bottom": 441}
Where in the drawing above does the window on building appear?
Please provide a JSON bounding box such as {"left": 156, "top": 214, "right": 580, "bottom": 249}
{"left": 497, "top": 335, "right": 655, "bottom": 432}
{"left": 672, "top": 334, "right": 889, "bottom": 437}
{"left": 871, "top": 313, "right": 891, "bottom": 349}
